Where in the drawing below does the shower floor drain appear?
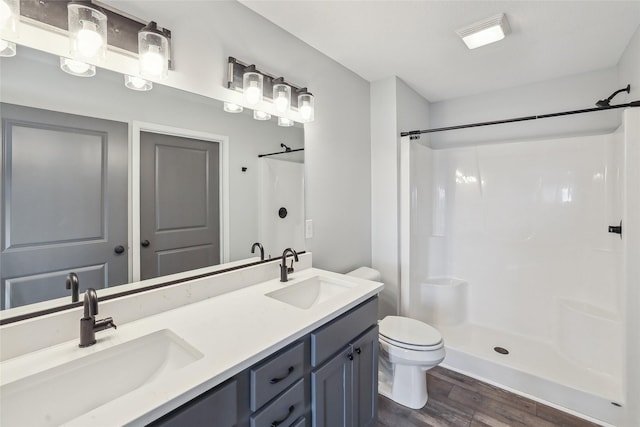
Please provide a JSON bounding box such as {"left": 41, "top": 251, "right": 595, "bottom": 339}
{"left": 494, "top": 346, "right": 509, "bottom": 355}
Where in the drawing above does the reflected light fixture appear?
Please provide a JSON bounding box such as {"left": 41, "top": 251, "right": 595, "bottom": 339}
{"left": 298, "top": 91, "right": 315, "bottom": 122}
{"left": 124, "top": 75, "right": 152, "bottom": 91}
{"left": 243, "top": 67, "right": 263, "bottom": 106}
{"left": 278, "top": 117, "right": 294, "bottom": 127}
{"left": 138, "top": 21, "right": 170, "bottom": 80}
{"left": 456, "top": 13, "right": 510, "bottom": 49}
{"left": 253, "top": 110, "right": 271, "bottom": 121}
{"left": 67, "top": 2, "right": 107, "bottom": 63}
{"left": 224, "top": 102, "right": 243, "bottom": 113}
{"left": 273, "top": 79, "right": 291, "bottom": 114}
{"left": 60, "top": 56, "right": 96, "bottom": 77}
{"left": 0, "top": 0, "right": 18, "bottom": 57}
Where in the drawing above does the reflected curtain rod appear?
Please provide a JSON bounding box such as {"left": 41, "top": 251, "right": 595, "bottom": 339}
{"left": 258, "top": 148, "right": 304, "bottom": 158}
{"left": 400, "top": 100, "right": 640, "bottom": 137}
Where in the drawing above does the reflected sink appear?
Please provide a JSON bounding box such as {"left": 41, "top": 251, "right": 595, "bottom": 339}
{"left": 266, "top": 275, "right": 357, "bottom": 309}
{"left": 0, "top": 329, "right": 203, "bottom": 426}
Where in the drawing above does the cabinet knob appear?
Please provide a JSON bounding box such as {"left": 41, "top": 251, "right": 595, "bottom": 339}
{"left": 114, "top": 245, "right": 125, "bottom": 254}
{"left": 141, "top": 240, "right": 150, "bottom": 247}
{"left": 270, "top": 405, "right": 295, "bottom": 427}
{"left": 355, "top": 347, "right": 361, "bottom": 355}
{"left": 347, "top": 353, "right": 354, "bottom": 361}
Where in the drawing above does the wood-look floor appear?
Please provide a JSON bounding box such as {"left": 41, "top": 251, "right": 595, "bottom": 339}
{"left": 377, "top": 366, "right": 603, "bottom": 427}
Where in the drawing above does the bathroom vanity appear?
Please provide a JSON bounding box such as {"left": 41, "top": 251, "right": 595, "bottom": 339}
{"left": 0, "top": 256, "right": 383, "bottom": 427}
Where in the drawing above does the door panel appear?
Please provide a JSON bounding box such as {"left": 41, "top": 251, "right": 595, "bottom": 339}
{"left": 311, "top": 348, "right": 353, "bottom": 427}
{"left": 0, "top": 103, "right": 128, "bottom": 309}
{"left": 140, "top": 132, "right": 220, "bottom": 280}
{"left": 352, "top": 326, "right": 379, "bottom": 427}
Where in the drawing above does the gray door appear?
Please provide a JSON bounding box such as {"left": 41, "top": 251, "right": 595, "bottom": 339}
{"left": 352, "top": 326, "right": 379, "bottom": 427}
{"left": 139, "top": 131, "right": 220, "bottom": 280}
{"left": 311, "top": 347, "right": 353, "bottom": 427}
{"left": 0, "top": 103, "right": 128, "bottom": 309}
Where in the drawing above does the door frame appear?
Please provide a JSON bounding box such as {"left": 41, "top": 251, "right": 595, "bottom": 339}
{"left": 130, "top": 121, "right": 229, "bottom": 282}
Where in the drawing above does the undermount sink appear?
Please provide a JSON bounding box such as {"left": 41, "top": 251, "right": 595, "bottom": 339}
{"left": 266, "top": 275, "right": 357, "bottom": 309}
{"left": 0, "top": 329, "right": 203, "bottom": 427}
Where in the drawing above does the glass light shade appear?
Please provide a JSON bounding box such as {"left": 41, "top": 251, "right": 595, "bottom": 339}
{"left": 67, "top": 3, "right": 107, "bottom": 63}
{"left": 0, "top": 39, "right": 16, "bottom": 57}
{"left": 60, "top": 57, "right": 96, "bottom": 77}
{"left": 253, "top": 110, "right": 271, "bottom": 121}
{"left": 138, "top": 22, "right": 169, "bottom": 80}
{"left": 243, "top": 71, "right": 263, "bottom": 105}
{"left": 272, "top": 83, "right": 291, "bottom": 114}
{"left": 298, "top": 93, "right": 315, "bottom": 122}
{"left": 0, "top": 0, "right": 19, "bottom": 39}
{"left": 224, "top": 102, "right": 243, "bottom": 113}
{"left": 124, "top": 75, "right": 153, "bottom": 91}
{"left": 278, "top": 117, "right": 294, "bottom": 127}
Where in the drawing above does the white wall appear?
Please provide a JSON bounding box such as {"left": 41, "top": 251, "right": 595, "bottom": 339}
{"left": 618, "top": 25, "right": 640, "bottom": 427}
{"left": 371, "top": 77, "right": 430, "bottom": 318}
{"left": 429, "top": 67, "right": 621, "bottom": 147}
{"left": 8, "top": 0, "right": 372, "bottom": 273}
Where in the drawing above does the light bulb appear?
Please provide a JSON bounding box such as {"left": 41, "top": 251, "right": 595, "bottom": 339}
{"left": 0, "top": 1, "right": 11, "bottom": 30}
{"left": 224, "top": 102, "right": 243, "bottom": 113}
{"left": 77, "top": 21, "right": 103, "bottom": 58}
{"left": 300, "top": 102, "right": 312, "bottom": 120}
{"left": 253, "top": 110, "right": 271, "bottom": 121}
{"left": 0, "top": 39, "right": 15, "bottom": 56}
{"left": 0, "top": 38, "right": 6, "bottom": 49}
{"left": 245, "top": 81, "right": 261, "bottom": 105}
{"left": 65, "top": 59, "right": 91, "bottom": 74}
{"left": 141, "top": 45, "right": 164, "bottom": 78}
{"left": 124, "top": 75, "right": 152, "bottom": 91}
{"left": 278, "top": 117, "right": 294, "bottom": 127}
{"left": 274, "top": 94, "right": 289, "bottom": 113}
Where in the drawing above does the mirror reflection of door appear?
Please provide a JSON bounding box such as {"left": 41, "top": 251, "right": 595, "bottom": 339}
{"left": 139, "top": 132, "right": 220, "bottom": 280}
{"left": 0, "top": 104, "right": 128, "bottom": 309}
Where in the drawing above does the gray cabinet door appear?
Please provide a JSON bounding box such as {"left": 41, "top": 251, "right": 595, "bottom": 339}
{"left": 139, "top": 132, "right": 220, "bottom": 280}
{"left": 311, "top": 348, "right": 353, "bottom": 427}
{"left": 352, "top": 326, "right": 379, "bottom": 427}
{"left": 0, "top": 103, "right": 128, "bottom": 309}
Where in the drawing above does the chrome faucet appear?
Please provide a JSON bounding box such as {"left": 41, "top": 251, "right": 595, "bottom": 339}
{"left": 251, "top": 242, "right": 265, "bottom": 261}
{"left": 65, "top": 272, "right": 79, "bottom": 303}
{"left": 79, "top": 288, "right": 117, "bottom": 348}
{"left": 280, "top": 248, "right": 299, "bottom": 282}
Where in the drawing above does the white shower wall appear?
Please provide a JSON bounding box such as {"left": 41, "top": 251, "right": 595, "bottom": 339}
{"left": 415, "top": 134, "right": 623, "bottom": 342}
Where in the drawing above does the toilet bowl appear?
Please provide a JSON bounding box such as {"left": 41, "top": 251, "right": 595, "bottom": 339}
{"left": 346, "top": 267, "right": 446, "bottom": 409}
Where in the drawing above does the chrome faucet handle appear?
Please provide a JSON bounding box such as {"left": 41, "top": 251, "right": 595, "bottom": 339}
{"left": 95, "top": 317, "right": 117, "bottom": 332}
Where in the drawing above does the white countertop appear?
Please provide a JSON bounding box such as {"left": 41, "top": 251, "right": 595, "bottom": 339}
{"left": 0, "top": 267, "right": 383, "bottom": 426}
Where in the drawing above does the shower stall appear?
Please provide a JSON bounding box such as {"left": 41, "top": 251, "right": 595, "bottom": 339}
{"left": 399, "top": 108, "right": 640, "bottom": 426}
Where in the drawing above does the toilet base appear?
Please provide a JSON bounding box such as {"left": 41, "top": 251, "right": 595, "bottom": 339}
{"left": 378, "top": 364, "right": 429, "bottom": 409}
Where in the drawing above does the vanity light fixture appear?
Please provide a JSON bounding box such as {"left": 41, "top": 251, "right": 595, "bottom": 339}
{"left": 227, "top": 57, "right": 315, "bottom": 123}
{"left": 456, "top": 13, "right": 510, "bottom": 49}
{"left": 124, "top": 75, "right": 153, "bottom": 91}
{"left": 60, "top": 56, "right": 96, "bottom": 77}
{"left": 138, "top": 21, "right": 170, "bottom": 80}
{"left": 297, "top": 91, "right": 315, "bottom": 123}
{"left": 67, "top": 2, "right": 107, "bottom": 63}
{"left": 224, "top": 102, "right": 243, "bottom": 113}
{"left": 0, "top": 0, "right": 18, "bottom": 57}
{"left": 253, "top": 110, "right": 271, "bottom": 121}
{"left": 278, "top": 117, "right": 294, "bottom": 127}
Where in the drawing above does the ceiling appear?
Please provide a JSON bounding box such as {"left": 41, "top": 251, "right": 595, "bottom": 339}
{"left": 240, "top": 1, "right": 640, "bottom": 103}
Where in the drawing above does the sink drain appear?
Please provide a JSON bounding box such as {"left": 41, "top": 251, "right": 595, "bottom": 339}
{"left": 494, "top": 346, "right": 509, "bottom": 355}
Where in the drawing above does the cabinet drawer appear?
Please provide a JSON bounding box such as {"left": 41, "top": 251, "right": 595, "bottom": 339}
{"left": 290, "top": 416, "right": 306, "bottom": 427}
{"left": 250, "top": 379, "right": 305, "bottom": 427}
{"left": 149, "top": 378, "right": 237, "bottom": 427}
{"left": 251, "top": 341, "right": 305, "bottom": 411}
{"left": 311, "top": 297, "right": 378, "bottom": 367}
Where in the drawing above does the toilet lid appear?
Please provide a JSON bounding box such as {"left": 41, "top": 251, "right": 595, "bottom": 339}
{"left": 379, "top": 316, "right": 442, "bottom": 347}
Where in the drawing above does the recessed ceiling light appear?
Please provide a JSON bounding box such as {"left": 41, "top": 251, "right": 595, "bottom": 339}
{"left": 456, "top": 13, "right": 510, "bottom": 50}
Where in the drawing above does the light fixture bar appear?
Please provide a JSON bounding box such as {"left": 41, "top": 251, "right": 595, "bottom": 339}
{"left": 227, "top": 56, "right": 308, "bottom": 110}
{"left": 456, "top": 13, "right": 510, "bottom": 49}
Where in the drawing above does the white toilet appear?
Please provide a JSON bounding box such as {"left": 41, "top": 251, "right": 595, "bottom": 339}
{"left": 347, "top": 267, "right": 446, "bottom": 409}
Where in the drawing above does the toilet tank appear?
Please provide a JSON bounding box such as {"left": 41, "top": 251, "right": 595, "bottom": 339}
{"left": 347, "top": 267, "right": 382, "bottom": 282}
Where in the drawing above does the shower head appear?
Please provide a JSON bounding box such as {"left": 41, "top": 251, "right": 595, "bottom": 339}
{"left": 596, "top": 84, "right": 630, "bottom": 108}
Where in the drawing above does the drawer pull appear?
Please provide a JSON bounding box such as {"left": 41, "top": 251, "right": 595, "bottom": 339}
{"left": 271, "top": 405, "right": 295, "bottom": 427}
{"left": 269, "top": 366, "right": 294, "bottom": 384}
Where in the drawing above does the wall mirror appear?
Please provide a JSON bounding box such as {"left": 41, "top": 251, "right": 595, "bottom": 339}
{"left": 0, "top": 46, "right": 305, "bottom": 320}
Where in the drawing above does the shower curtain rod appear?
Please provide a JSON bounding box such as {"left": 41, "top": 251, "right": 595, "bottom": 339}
{"left": 400, "top": 100, "right": 640, "bottom": 137}
{"left": 258, "top": 148, "right": 304, "bottom": 158}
